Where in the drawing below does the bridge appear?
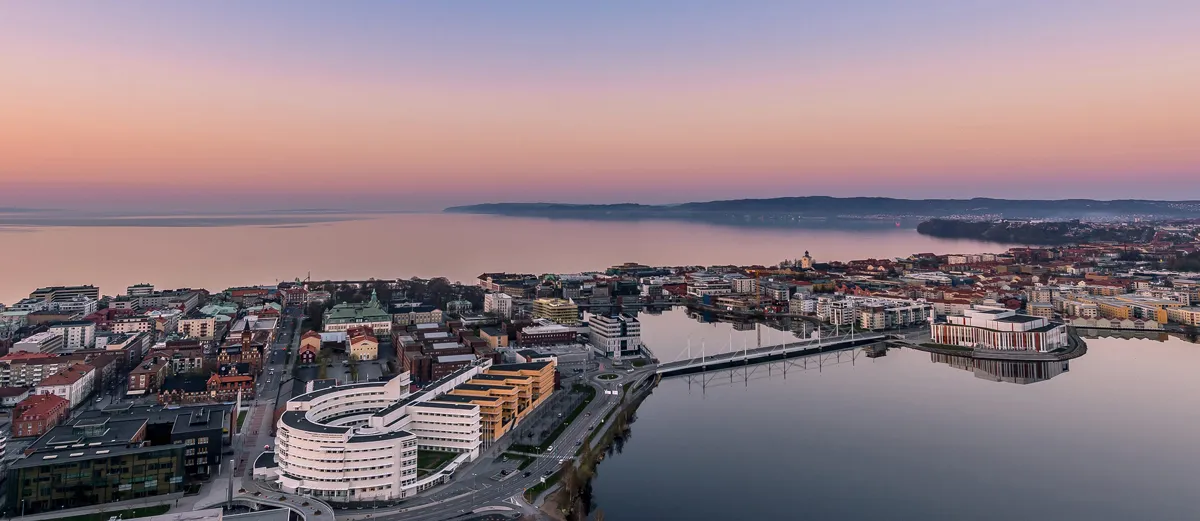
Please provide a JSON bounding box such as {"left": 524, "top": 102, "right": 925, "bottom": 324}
{"left": 655, "top": 331, "right": 888, "bottom": 378}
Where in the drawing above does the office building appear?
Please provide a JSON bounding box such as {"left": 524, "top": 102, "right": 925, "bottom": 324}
{"left": 588, "top": 313, "right": 643, "bottom": 360}
{"left": 515, "top": 320, "right": 576, "bottom": 346}
{"left": 274, "top": 362, "right": 487, "bottom": 503}
{"left": 5, "top": 411, "right": 202, "bottom": 515}
{"left": 531, "top": 298, "right": 579, "bottom": 326}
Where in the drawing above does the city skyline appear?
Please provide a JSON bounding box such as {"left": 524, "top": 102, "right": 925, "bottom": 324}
{"left": 3, "top": 2, "right": 1200, "bottom": 212}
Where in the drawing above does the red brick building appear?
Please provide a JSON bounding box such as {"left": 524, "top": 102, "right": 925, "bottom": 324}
{"left": 12, "top": 393, "right": 70, "bottom": 438}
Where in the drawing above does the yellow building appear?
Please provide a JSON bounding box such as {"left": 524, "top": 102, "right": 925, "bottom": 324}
{"left": 1167, "top": 307, "right": 1200, "bottom": 326}
{"left": 435, "top": 360, "right": 558, "bottom": 442}
{"left": 487, "top": 361, "right": 556, "bottom": 409}
{"left": 434, "top": 392, "right": 508, "bottom": 441}
{"left": 479, "top": 327, "right": 509, "bottom": 349}
{"left": 532, "top": 298, "right": 580, "bottom": 326}
{"left": 348, "top": 331, "right": 379, "bottom": 361}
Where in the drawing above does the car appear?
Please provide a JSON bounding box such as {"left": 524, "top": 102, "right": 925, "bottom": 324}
{"left": 575, "top": 441, "right": 582, "bottom": 446}
{"left": 546, "top": 446, "right": 553, "bottom": 452}
{"left": 96, "top": 397, "right": 103, "bottom": 402}
{"left": 523, "top": 471, "right": 532, "bottom": 478}
{"left": 543, "top": 471, "right": 553, "bottom": 477}
{"left": 500, "top": 469, "right": 510, "bottom": 475}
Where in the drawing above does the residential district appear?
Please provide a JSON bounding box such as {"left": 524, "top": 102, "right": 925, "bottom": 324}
{"left": 0, "top": 230, "right": 1199, "bottom": 521}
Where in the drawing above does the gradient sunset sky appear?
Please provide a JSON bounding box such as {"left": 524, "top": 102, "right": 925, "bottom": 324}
{"left": 2, "top": 1, "right": 1199, "bottom": 211}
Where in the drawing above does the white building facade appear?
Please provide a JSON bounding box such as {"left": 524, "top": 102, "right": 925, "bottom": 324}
{"left": 48, "top": 321, "right": 96, "bottom": 350}
{"left": 275, "top": 361, "right": 489, "bottom": 503}
{"left": 588, "top": 314, "right": 643, "bottom": 360}
{"left": 12, "top": 332, "right": 65, "bottom": 354}
{"left": 930, "top": 307, "right": 1068, "bottom": 352}
{"left": 483, "top": 293, "right": 514, "bottom": 319}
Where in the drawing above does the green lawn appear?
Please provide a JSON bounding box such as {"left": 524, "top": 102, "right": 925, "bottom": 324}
{"left": 237, "top": 410, "right": 247, "bottom": 429}
{"left": 597, "top": 373, "right": 619, "bottom": 380}
{"left": 631, "top": 359, "right": 647, "bottom": 367}
{"left": 416, "top": 450, "right": 458, "bottom": 471}
{"left": 57, "top": 505, "right": 170, "bottom": 521}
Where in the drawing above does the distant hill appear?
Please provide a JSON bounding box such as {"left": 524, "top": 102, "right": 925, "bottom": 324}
{"left": 445, "top": 197, "right": 1200, "bottom": 221}
{"left": 915, "top": 219, "right": 1157, "bottom": 245}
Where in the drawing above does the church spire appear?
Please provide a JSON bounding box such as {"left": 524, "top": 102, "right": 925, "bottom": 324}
{"left": 369, "top": 288, "right": 379, "bottom": 306}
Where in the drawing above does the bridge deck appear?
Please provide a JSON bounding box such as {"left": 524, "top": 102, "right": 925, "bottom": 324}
{"left": 656, "top": 333, "right": 885, "bottom": 375}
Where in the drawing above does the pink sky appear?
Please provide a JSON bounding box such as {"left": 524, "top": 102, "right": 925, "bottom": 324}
{"left": 2, "top": 3, "right": 1199, "bottom": 210}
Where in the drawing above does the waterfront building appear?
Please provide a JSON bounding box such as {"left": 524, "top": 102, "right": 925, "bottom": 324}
{"left": 323, "top": 290, "right": 392, "bottom": 335}
{"left": 686, "top": 273, "right": 733, "bottom": 298}
{"left": 1166, "top": 306, "right": 1200, "bottom": 326}
{"left": 855, "top": 299, "right": 931, "bottom": 330}
{"left": 930, "top": 307, "right": 1068, "bottom": 352}
{"left": 588, "top": 313, "right": 643, "bottom": 360}
{"left": 531, "top": 298, "right": 580, "bottom": 326}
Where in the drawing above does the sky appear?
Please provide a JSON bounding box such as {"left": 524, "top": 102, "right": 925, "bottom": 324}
{"left": 2, "top": 1, "right": 1200, "bottom": 211}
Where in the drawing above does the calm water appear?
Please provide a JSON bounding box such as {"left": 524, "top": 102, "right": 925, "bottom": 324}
{"left": 593, "top": 309, "right": 1200, "bottom": 521}
{"left": 0, "top": 213, "right": 1003, "bottom": 303}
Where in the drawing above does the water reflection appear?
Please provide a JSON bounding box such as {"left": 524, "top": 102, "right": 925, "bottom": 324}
{"left": 929, "top": 353, "right": 1070, "bottom": 385}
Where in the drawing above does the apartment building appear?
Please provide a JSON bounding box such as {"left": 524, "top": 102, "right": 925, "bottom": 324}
{"left": 12, "top": 332, "right": 64, "bottom": 354}
{"left": 35, "top": 363, "right": 95, "bottom": 409}
{"left": 48, "top": 320, "right": 95, "bottom": 350}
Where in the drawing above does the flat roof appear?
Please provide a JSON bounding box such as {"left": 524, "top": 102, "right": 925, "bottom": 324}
{"left": 281, "top": 411, "right": 349, "bottom": 434}
{"left": 995, "top": 315, "right": 1042, "bottom": 324}
{"left": 411, "top": 401, "right": 477, "bottom": 411}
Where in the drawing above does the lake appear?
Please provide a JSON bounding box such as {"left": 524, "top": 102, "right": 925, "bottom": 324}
{"left": 591, "top": 309, "right": 1200, "bottom": 521}
{"left": 0, "top": 213, "right": 1003, "bottom": 303}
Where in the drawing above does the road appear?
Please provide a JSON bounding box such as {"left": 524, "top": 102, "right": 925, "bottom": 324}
{"left": 233, "top": 306, "right": 305, "bottom": 476}
{"left": 337, "top": 368, "right": 653, "bottom": 521}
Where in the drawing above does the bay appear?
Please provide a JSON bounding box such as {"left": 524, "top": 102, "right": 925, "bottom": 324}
{"left": 0, "top": 213, "right": 1001, "bottom": 303}
{"left": 592, "top": 309, "right": 1200, "bottom": 521}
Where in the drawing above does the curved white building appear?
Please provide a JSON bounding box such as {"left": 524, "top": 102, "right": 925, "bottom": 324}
{"left": 275, "top": 360, "right": 490, "bottom": 503}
